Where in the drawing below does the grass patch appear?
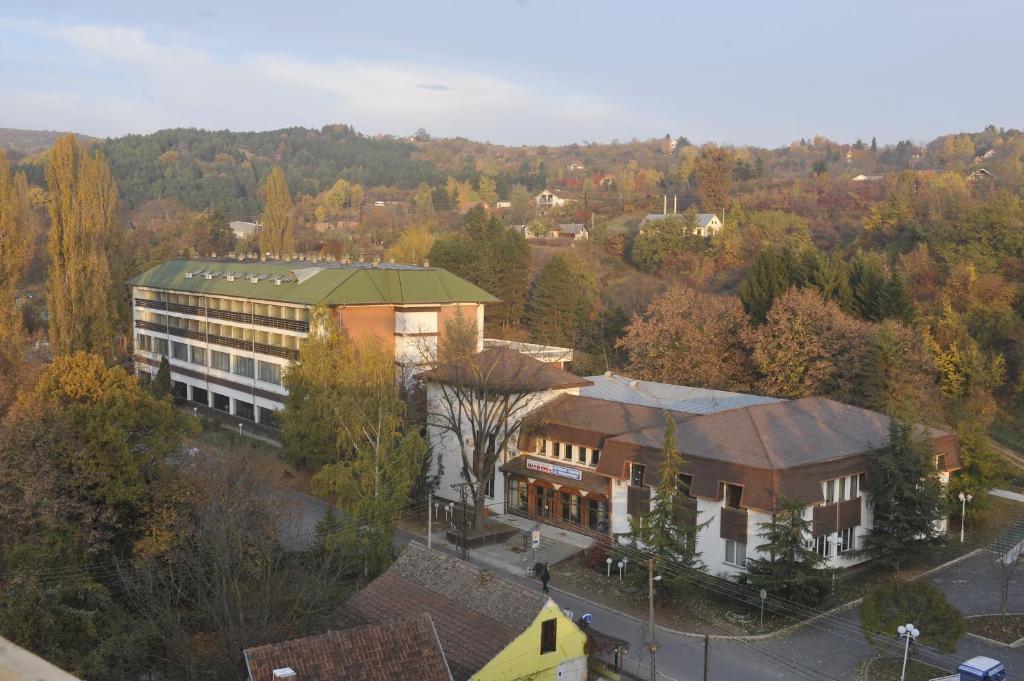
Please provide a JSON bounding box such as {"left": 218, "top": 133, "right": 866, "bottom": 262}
{"left": 189, "top": 426, "right": 313, "bottom": 494}
{"left": 991, "top": 406, "right": 1024, "bottom": 454}
{"left": 864, "top": 656, "right": 950, "bottom": 681}
{"left": 967, "top": 613, "right": 1024, "bottom": 644}
{"left": 601, "top": 212, "right": 645, "bottom": 236}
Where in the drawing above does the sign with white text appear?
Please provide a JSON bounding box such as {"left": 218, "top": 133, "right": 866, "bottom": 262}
{"left": 526, "top": 458, "right": 583, "bottom": 481}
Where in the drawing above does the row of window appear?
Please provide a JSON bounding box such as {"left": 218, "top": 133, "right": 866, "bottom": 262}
{"left": 137, "top": 334, "right": 284, "bottom": 385}
{"left": 136, "top": 312, "right": 303, "bottom": 351}
{"left": 823, "top": 474, "right": 863, "bottom": 504}
{"left": 809, "top": 526, "right": 857, "bottom": 557}
{"left": 537, "top": 439, "right": 601, "bottom": 467}
{"left": 136, "top": 290, "right": 310, "bottom": 322}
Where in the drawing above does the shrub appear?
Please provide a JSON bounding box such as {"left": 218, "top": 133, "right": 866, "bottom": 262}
{"left": 860, "top": 580, "right": 965, "bottom": 653}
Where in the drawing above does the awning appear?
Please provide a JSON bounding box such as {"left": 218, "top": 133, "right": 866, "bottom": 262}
{"left": 501, "top": 456, "right": 610, "bottom": 496}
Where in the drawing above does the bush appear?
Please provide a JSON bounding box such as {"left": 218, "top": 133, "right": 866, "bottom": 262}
{"left": 860, "top": 580, "right": 965, "bottom": 652}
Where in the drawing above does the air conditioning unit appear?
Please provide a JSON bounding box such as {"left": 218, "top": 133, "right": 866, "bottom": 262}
{"left": 226, "top": 275, "right": 235, "bottom": 281}
{"left": 249, "top": 277, "right": 259, "bottom": 284}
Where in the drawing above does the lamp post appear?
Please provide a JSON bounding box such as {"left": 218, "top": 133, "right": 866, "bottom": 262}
{"left": 958, "top": 492, "right": 973, "bottom": 543}
{"left": 617, "top": 561, "right": 624, "bottom": 580}
{"left": 897, "top": 623, "right": 919, "bottom": 681}
{"left": 647, "top": 560, "right": 661, "bottom": 681}
{"left": 606, "top": 557, "right": 613, "bottom": 578}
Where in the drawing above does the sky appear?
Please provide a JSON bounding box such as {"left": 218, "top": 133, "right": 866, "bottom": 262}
{"left": 1, "top": 0, "right": 1022, "bottom": 148}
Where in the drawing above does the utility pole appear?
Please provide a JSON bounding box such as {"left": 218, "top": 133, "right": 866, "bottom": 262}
{"left": 427, "top": 491, "right": 432, "bottom": 549}
{"left": 648, "top": 559, "right": 657, "bottom": 681}
{"left": 703, "top": 634, "right": 710, "bottom": 681}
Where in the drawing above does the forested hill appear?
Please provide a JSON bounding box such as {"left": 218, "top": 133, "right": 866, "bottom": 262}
{"left": 0, "top": 128, "right": 95, "bottom": 156}
{"left": 89, "top": 125, "right": 442, "bottom": 216}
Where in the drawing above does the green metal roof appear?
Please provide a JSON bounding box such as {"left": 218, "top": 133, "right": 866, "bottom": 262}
{"left": 128, "top": 259, "right": 500, "bottom": 306}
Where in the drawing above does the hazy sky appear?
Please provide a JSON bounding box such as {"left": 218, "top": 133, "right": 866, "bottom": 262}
{"left": 2, "top": 1, "right": 1021, "bottom": 147}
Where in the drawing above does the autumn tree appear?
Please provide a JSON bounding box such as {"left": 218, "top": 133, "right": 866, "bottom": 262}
{"left": 322, "top": 177, "right": 350, "bottom": 217}
{"left": 412, "top": 182, "right": 436, "bottom": 225}
{"left": 748, "top": 288, "right": 874, "bottom": 401}
{"left": 386, "top": 227, "right": 435, "bottom": 265}
{"left": 477, "top": 174, "right": 498, "bottom": 206}
{"left": 744, "top": 498, "right": 832, "bottom": 605}
{"left": 619, "top": 287, "right": 754, "bottom": 391}
{"left": 527, "top": 254, "right": 597, "bottom": 348}
{"left": 45, "top": 134, "right": 123, "bottom": 359}
{"left": 304, "top": 330, "right": 426, "bottom": 576}
{"left": 695, "top": 145, "right": 734, "bottom": 218}
{"left": 630, "top": 213, "right": 702, "bottom": 272}
{"left": 0, "top": 151, "right": 36, "bottom": 340}
{"left": 259, "top": 166, "right": 295, "bottom": 256}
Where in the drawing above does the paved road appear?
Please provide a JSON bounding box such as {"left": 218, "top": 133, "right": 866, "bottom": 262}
{"left": 275, "top": 486, "right": 1020, "bottom": 680}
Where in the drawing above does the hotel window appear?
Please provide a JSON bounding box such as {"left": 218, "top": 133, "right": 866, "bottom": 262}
{"left": 540, "top": 619, "right": 557, "bottom": 654}
{"left": 190, "top": 346, "right": 206, "bottom": 366}
{"left": 211, "top": 350, "right": 231, "bottom": 372}
{"left": 810, "top": 535, "right": 829, "bottom": 557}
{"left": 630, "top": 463, "right": 646, "bottom": 487}
{"left": 153, "top": 337, "right": 168, "bottom": 356}
{"left": 136, "top": 334, "right": 150, "bottom": 352}
{"left": 823, "top": 474, "right": 861, "bottom": 503}
{"left": 171, "top": 341, "right": 189, "bottom": 361}
{"left": 838, "top": 527, "right": 856, "bottom": 554}
{"left": 539, "top": 439, "right": 548, "bottom": 456}
{"left": 484, "top": 464, "right": 495, "bottom": 499}
{"left": 233, "top": 356, "right": 254, "bottom": 378}
{"left": 677, "top": 473, "right": 694, "bottom": 498}
{"left": 564, "top": 444, "right": 573, "bottom": 461}
{"left": 577, "top": 446, "right": 586, "bottom": 464}
{"left": 553, "top": 442, "right": 561, "bottom": 459}
{"left": 824, "top": 479, "right": 836, "bottom": 504}
{"left": 258, "top": 361, "right": 282, "bottom": 385}
{"left": 723, "top": 483, "right": 743, "bottom": 509}
{"left": 590, "top": 449, "right": 601, "bottom": 466}
{"left": 724, "top": 539, "right": 746, "bottom": 566}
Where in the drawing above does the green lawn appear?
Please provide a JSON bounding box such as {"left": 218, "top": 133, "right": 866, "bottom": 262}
{"left": 991, "top": 405, "right": 1024, "bottom": 454}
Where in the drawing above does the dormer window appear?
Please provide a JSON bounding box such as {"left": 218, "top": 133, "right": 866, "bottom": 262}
{"left": 630, "top": 463, "right": 646, "bottom": 487}
{"left": 723, "top": 483, "right": 742, "bottom": 509}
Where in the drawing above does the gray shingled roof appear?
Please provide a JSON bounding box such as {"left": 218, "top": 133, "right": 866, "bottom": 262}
{"left": 582, "top": 373, "right": 781, "bottom": 415}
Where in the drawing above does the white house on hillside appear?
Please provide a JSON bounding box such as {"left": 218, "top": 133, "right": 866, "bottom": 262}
{"left": 534, "top": 190, "right": 569, "bottom": 209}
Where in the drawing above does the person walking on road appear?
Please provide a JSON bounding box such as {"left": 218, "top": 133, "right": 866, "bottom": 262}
{"left": 541, "top": 563, "right": 551, "bottom": 593}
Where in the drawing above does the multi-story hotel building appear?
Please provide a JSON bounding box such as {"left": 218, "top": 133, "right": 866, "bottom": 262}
{"left": 423, "top": 369, "right": 961, "bottom": 575}
{"left": 129, "top": 257, "right": 497, "bottom": 427}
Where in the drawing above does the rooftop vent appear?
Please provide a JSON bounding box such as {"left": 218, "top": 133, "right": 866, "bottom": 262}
{"left": 185, "top": 272, "right": 194, "bottom": 279}
{"left": 249, "top": 276, "right": 259, "bottom": 284}
{"left": 204, "top": 273, "right": 214, "bottom": 280}
{"left": 226, "top": 274, "right": 235, "bottom": 281}
{"left": 272, "top": 669, "right": 297, "bottom": 679}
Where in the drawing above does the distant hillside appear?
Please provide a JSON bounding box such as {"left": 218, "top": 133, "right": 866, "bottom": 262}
{"left": 0, "top": 127, "right": 95, "bottom": 156}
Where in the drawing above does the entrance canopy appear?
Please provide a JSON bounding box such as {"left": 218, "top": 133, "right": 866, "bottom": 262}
{"left": 501, "top": 456, "right": 609, "bottom": 496}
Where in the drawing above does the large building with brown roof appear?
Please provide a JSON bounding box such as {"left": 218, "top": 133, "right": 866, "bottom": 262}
{"left": 426, "top": 363, "right": 960, "bottom": 575}
{"left": 243, "top": 614, "right": 452, "bottom": 681}
{"left": 345, "top": 543, "right": 588, "bottom": 681}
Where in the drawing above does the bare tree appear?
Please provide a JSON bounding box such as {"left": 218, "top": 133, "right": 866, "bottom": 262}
{"left": 418, "top": 315, "right": 573, "bottom": 527}
{"left": 988, "top": 541, "right": 1023, "bottom": 616}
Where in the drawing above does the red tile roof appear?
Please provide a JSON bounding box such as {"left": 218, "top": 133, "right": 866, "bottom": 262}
{"left": 243, "top": 614, "right": 451, "bottom": 681}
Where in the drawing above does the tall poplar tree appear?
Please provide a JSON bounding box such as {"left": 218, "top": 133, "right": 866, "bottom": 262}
{"left": 0, "top": 151, "right": 36, "bottom": 340}
{"left": 259, "top": 166, "right": 295, "bottom": 256}
{"left": 45, "top": 135, "right": 122, "bottom": 359}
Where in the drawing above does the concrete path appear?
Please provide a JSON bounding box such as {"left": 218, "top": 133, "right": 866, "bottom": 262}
{"left": 991, "top": 488, "right": 1024, "bottom": 504}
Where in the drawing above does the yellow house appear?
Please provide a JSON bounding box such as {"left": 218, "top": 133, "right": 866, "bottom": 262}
{"left": 347, "top": 543, "right": 589, "bottom": 681}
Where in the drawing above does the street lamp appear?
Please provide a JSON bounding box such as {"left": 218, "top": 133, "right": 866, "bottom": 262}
{"left": 897, "top": 623, "right": 919, "bottom": 681}
{"left": 958, "top": 492, "right": 973, "bottom": 543}
{"left": 617, "top": 561, "right": 624, "bottom": 580}
{"left": 606, "top": 557, "right": 613, "bottom": 578}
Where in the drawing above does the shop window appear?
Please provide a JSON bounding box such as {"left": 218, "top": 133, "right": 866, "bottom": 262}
{"left": 588, "top": 498, "right": 609, "bottom": 532}
{"left": 170, "top": 380, "right": 188, "bottom": 400}
{"left": 561, "top": 492, "right": 580, "bottom": 525}
{"left": 259, "top": 407, "right": 280, "bottom": 429}
{"left": 484, "top": 466, "right": 495, "bottom": 499}
{"left": 191, "top": 387, "right": 208, "bottom": 406}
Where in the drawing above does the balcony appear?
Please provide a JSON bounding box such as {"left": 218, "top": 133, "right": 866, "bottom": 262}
{"left": 135, "top": 298, "right": 309, "bottom": 333}
{"left": 719, "top": 506, "right": 748, "bottom": 544}
{"left": 134, "top": 320, "right": 300, "bottom": 361}
{"left": 626, "top": 485, "right": 650, "bottom": 516}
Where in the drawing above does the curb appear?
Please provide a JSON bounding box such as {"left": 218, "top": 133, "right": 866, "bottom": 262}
{"left": 551, "top": 546, "right": 988, "bottom": 643}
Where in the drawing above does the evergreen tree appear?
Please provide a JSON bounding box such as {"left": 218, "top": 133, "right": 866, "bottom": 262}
{"left": 849, "top": 251, "right": 890, "bottom": 321}
{"left": 739, "top": 247, "right": 793, "bottom": 323}
{"left": 744, "top": 498, "right": 832, "bottom": 605}
{"left": 151, "top": 356, "right": 171, "bottom": 398}
{"left": 882, "top": 274, "right": 915, "bottom": 323}
{"left": 45, "top": 134, "right": 122, "bottom": 359}
{"left": 860, "top": 420, "right": 945, "bottom": 570}
{"left": 810, "top": 253, "right": 854, "bottom": 311}
{"left": 627, "top": 419, "right": 705, "bottom": 595}
{"left": 527, "top": 254, "right": 596, "bottom": 348}
{"left": 947, "top": 423, "right": 1003, "bottom": 519}
{"left": 259, "top": 166, "right": 294, "bottom": 256}
{"left": 0, "top": 151, "right": 36, "bottom": 341}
